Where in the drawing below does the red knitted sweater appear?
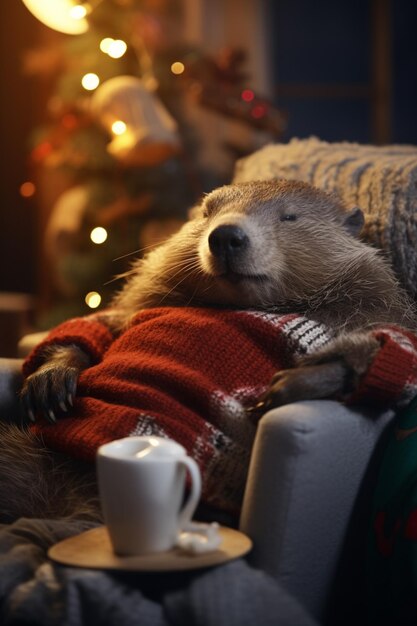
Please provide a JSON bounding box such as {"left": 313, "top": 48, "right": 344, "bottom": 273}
{"left": 23, "top": 307, "right": 417, "bottom": 513}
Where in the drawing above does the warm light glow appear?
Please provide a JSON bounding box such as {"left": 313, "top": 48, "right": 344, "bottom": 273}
{"left": 171, "top": 61, "right": 185, "bottom": 75}
{"left": 90, "top": 226, "right": 108, "bottom": 244}
{"left": 19, "top": 181, "right": 36, "bottom": 198}
{"left": 85, "top": 291, "right": 102, "bottom": 308}
{"left": 21, "top": 0, "right": 89, "bottom": 35}
{"left": 107, "top": 40, "right": 127, "bottom": 59}
{"left": 70, "top": 4, "right": 88, "bottom": 20}
{"left": 81, "top": 73, "right": 100, "bottom": 91}
{"left": 111, "top": 120, "right": 127, "bottom": 135}
{"left": 100, "top": 37, "right": 114, "bottom": 53}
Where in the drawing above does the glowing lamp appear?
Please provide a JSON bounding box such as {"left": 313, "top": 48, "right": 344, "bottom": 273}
{"left": 21, "top": 0, "right": 89, "bottom": 35}
{"left": 70, "top": 4, "right": 89, "bottom": 20}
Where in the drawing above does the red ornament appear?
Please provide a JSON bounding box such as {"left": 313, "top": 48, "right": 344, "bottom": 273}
{"left": 241, "top": 89, "right": 255, "bottom": 103}
{"left": 251, "top": 103, "right": 268, "bottom": 119}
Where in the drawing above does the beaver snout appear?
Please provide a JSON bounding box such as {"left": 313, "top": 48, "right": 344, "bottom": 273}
{"left": 208, "top": 224, "right": 249, "bottom": 262}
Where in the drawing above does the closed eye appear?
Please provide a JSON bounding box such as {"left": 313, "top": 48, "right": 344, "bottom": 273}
{"left": 280, "top": 214, "right": 297, "bottom": 222}
{"left": 202, "top": 199, "right": 217, "bottom": 218}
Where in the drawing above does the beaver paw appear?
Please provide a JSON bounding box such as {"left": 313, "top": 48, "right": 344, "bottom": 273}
{"left": 20, "top": 364, "right": 79, "bottom": 424}
{"left": 248, "top": 331, "right": 381, "bottom": 419}
{"left": 20, "top": 345, "right": 90, "bottom": 424}
{"left": 248, "top": 361, "right": 350, "bottom": 419}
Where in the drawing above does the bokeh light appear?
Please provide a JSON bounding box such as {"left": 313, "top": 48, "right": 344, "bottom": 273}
{"left": 111, "top": 120, "right": 127, "bottom": 135}
{"left": 100, "top": 37, "right": 114, "bottom": 53}
{"left": 81, "top": 73, "right": 100, "bottom": 91}
{"left": 85, "top": 291, "right": 102, "bottom": 308}
{"left": 241, "top": 89, "right": 255, "bottom": 102}
{"left": 107, "top": 40, "right": 127, "bottom": 59}
{"left": 19, "top": 181, "right": 36, "bottom": 198}
{"left": 171, "top": 61, "right": 185, "bottom": 75}
{"left": 90, "top": 226, "right": 108, "bottom": 244}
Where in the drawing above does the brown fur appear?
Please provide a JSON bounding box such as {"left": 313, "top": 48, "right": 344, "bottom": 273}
{"left": 113, "top": 180, "right": 415, "bottom": 332}
{"left": 2, "top": 180, "right": 416, "bottom": 522}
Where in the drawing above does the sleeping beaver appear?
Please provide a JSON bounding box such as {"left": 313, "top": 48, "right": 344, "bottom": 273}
{"left": 1, "top": 179, "right": 416, "bottom": 521}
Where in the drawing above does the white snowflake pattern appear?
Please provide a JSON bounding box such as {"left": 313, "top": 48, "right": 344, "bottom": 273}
{"left": 129, "top": 414, "right": 167, "bottom": 438}
{"left": 209, "top": 387, "right": 261, "bottom": 448}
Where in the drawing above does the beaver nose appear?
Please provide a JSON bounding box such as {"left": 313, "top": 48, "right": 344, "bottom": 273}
{"left": 208, "top": 225, "right": 249, "bottom": 258}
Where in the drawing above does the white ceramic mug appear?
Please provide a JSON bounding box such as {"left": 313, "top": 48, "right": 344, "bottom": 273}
{"left": 96, "top": 436, "right": 201, "bottom": 556}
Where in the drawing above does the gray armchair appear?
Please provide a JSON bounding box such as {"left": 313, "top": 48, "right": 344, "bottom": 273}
{"left": 0, "top": 330, "right": 394, "bottom": 624}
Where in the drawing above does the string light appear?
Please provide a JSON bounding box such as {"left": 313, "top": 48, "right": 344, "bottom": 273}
{"left": 100, "top": 37, "right": 114, "bottom": 53}
{"left": 90, "top": 226, "right": 108, "bottom": 244}
{"left": 111, "top": 120, "right": 127, "bottom": 135}
{"left": 171, "top": 61, "right": 185, "bottom": 75}
{"left": 81, "top": 73, "right": 100, "bottom": 90}
{"left": 107, "top": 40, "right": 127, "bottom": 59}
{"left": 85, "top": 291, "right": 102, "bottom": 308}
{"left": 19, "top": 181, "right": 36, "bottom": 198}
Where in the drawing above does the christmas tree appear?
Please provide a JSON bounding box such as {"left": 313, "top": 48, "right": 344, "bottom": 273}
{"left": 21, "top": 0, "right": 286, "bottom": 328}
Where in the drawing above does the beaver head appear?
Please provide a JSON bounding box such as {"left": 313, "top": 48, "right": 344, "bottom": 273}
{"left": 192, "top": 180, "right": 365, "bottom": 309}
{"left": 115, "top": 179, "right": 413, "bottom": 330}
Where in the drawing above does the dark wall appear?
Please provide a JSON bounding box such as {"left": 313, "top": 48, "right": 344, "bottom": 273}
{"left": 392, "top": 0, "right": 417, "bottom": 142}
{"left": 268, "top": 0, "right": 417, "bottom": 144}
{"left": 0, "top": 1, "right": 39, "bottom": 294}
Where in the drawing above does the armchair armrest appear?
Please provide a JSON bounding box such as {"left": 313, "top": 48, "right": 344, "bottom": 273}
{"left": 0, "top": 357, "right": 24, "bottom": 422}
{"left": 239, "top": 399, "right": 395, "bottom": 622}
{"left": 17, "top": 331, "right": 48, "bottom": 358}
{"left": 0, "top": 330, "right": 46, "bottom": 421}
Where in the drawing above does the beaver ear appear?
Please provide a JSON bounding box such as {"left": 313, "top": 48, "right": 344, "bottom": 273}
{"left": 343, "top": 207, "right": 364, "bottom": 237}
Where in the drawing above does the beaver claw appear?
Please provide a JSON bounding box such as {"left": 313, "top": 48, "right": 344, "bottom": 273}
{"left": 247, "top": 331, "right": 381, "bottom": 420}
{"left": 20, "top": 345, "right": 90, "bottom": 423}
{"left": 20, "top": 364, "right": 79, "bottom": 424}
{"left": 248, "top": 361, "right": 350, "bottom": 421}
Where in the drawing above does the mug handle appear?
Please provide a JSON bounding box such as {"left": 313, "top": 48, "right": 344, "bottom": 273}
{"left": 177, "top": 456, "right": 202, "bottom": 529}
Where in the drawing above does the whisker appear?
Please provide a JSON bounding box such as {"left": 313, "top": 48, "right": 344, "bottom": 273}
{"left": 112, "top": 241, "right": 163, "bottom": 262}
{"left": 184, "top": 282, "right": 201, "bottom": 307}
{"left": 161, "top": 258, "right": 201, "bottom": 284}
{"left": 103, "top": 276, "right": 124, "bottom": 287}
{"left": 157, "top": 265, "right": 203, "bottom": 305}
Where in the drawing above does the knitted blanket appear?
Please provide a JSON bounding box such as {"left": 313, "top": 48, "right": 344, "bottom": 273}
{"left": 23, "top": 307, "right": 417, "bottom": 514}
{"left": 0, "top": 517, "right": 318, "bottom": 626}
{"left": 233, "top": 137, "right": 417, "bottom": 298}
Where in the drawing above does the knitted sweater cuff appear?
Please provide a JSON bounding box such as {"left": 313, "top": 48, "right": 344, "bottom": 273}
{"left": 348, "top": 327, "right": 417, "bottom": 408}
{"left": 23, "top": 317, "right": 114, "bottom": 377}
